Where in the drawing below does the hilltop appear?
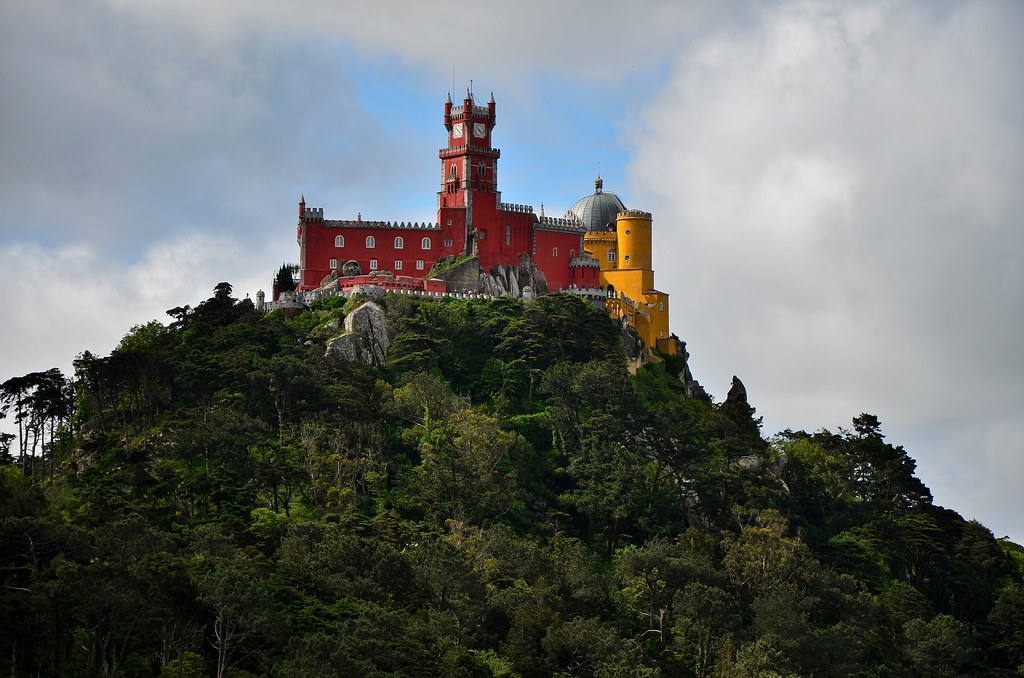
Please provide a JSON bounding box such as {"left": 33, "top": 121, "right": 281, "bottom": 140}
{"left": 1, "top": 284, "right": 1022, "bottom": 677}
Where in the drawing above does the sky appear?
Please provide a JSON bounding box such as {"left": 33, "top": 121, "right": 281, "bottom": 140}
{"left": 1, "top": 0, "right": 1022, "bottom": 542}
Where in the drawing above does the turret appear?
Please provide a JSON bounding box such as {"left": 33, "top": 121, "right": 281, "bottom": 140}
{"left": 488, "top": 91, "right": 496, "bottom": 126}
{"left": 444, "top": 92, "right": 452, "bottom": 129}
{"left": 299, "top": 194, "right": 305, "bottom": 219}
{"left": 616, "top": 210, "right": 653, "bottom": 273}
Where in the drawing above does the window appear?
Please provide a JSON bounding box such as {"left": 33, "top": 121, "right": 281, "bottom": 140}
{"left": 444, "top": 239, "right": 453, "bottom": 248}
{"left": 608, "top": 250, "right": 616, "bottom": 263}
{"left": 394, "top": 260, "right": 403, "bottom": 270}
{"left": 416, "top": 259, "right": 424, "bottom": 270}
{"left": 335, "top": 235, "right": 344, "bottom": 247}
{"left": 624, "top": 254, "right": 631, "bottom": 263}
{"left": 659, "top": 302, "right": 664, "bottom": 312}
{"left": 394, "top": 236, "right": 404, "bottom": 249}
{"left": 447, "top": 219, "right": 452, "bottom": 226}
{"left": 366, "top": 235, "right": 376, "bottom": 248}
{"left": 552, "top": 247, "right": 558, "bottom": 257}
{"left": 478, "top": 161, "right": 486, "bottom": 176}
{"left": 421, "top": 237, "right": 431, "bottom": 250}
{"left": 369, "top": 259, "right": 378, "bottom": 270}
{"left": 505, "top": 224, "right": 511, "bottom": 246}
{"left": 329, "top": 258, "right": 338, "bottom": 269}
{"left": 625, "top": 229, "right": 631, "bottom": 235}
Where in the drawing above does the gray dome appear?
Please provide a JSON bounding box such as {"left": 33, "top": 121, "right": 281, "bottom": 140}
{"left": 568, "top": 177, "right": 626, "bottom": 231}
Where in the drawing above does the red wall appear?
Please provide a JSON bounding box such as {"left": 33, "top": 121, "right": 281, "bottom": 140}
{"left": 300, "top": 219, "right": 452, "bottom": 289}
{"left": 533, "top": 228, "right": 585, "bottom": 290}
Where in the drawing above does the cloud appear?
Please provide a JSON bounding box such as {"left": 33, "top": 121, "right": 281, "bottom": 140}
{"left": 631, "top": 0, "right": 1024, "bottom": 534}
{"left": 0, "top": 234, "right": 282, "bottom": 383}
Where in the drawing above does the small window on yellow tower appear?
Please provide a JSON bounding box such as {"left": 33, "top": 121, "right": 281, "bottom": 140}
{"left": 608, "top": 250, "right": 616, "bottom": 263}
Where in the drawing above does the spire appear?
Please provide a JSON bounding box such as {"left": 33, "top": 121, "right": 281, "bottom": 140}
{"left": 488, "top": 91, "right": 495, "bottom": 104}
{"left": 446, "top": 91, "right": 452, "bottom": 104}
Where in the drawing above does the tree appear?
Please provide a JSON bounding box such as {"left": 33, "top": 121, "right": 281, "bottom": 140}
{"left": 274, "top": 263, "right": 297, "bottom": 294}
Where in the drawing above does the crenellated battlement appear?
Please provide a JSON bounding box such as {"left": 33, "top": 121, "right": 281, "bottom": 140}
{"left": 537, "top": 215, "right": 584, "bottom": 230}
{"left": 440, "top": 145, "right": 500, "bottom": 158}
{"left": 499, "top": 202, "right": 534, "bottom": 214}
{"left": 620, "top": 209, "right": 652, "bottom": 218}
{"left": 569, "top": 256, "right": 601, "bottom": 269}
{"left": 450, "top": 104, "right": 490, "bottom": 118}
{"left": 302, "top": 207, "right": 324, "bottom": 221}
{"left": 323, "top": 220, "right": 442, "bottom": 230}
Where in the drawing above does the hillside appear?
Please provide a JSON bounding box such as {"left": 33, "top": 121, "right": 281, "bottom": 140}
{"left": 2, "top": 283, "right": 1022, "bottom": 677}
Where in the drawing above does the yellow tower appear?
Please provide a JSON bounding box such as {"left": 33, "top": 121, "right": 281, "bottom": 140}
{"left": 572, "top": 179, "right": 677, "bottom": 356}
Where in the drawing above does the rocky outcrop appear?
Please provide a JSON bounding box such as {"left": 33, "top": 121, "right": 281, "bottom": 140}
{"left": 325, "top": 301, "right": 390, "bottom": 366}
{"left": 676, "top": 341, "right": 711, "bottom": 403}
{"left": 319, "top": 270, "right": 340, "bottom": 291}
{"left": 725, "top": 375, "right": 748, "bottom": 407}
{"left": 432, "top": 256, "right": 482, "bottom": 293}
{"left": 485, "top": 253, "right": 548, "bottom": 298}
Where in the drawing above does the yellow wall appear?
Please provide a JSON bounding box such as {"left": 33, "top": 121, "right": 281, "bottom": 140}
{"left": 582, "top": 232, "right": 617, "bottom": 272}
{"left": 581, "top": 209, "right": 675, "bottom": 355}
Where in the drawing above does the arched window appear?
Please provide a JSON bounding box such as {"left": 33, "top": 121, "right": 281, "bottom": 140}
{"left": 366, "top": 235, "right": 376, "bottom": 248}
{"left": 335, "top": 235, "right": 344, "bottom": 247}
{"left": 478, "top": 162, "right": 486, "bottom": 176}
{"left": 608, "top": 250, "right": 616, "bottom": 263}
{"left": 421, "top": 237, "right": 431, "bottom": 250}
{"left": 394, "top": 236, "right": 404, "bottom": 249}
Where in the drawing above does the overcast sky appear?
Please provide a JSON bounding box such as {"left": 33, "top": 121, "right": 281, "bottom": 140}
{"left": 2, "top": 0, "right": 1021, "bottom": 542}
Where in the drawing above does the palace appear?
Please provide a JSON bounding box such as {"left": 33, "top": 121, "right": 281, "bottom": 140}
{"left": 291, "top": 90, "right": 677, "bottom": 355}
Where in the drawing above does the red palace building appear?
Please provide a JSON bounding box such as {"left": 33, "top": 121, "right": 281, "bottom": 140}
{"left": 293, "top": 89, "right": 603, "bottom": 295}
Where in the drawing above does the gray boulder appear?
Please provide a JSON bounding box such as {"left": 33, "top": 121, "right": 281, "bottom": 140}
{"left": 325, "top": 301, "right": 390, "bottom": 366}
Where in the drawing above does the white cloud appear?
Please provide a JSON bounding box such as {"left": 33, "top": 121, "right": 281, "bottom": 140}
{"left": 0, "top": 235, "right": 283, "bottom": 385}
{"left": 631, "top": 0, "right": 1024, "bottom": 537}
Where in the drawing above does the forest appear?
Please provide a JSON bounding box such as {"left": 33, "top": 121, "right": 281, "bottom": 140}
{"left": 1, "top": 282, "right": 1022, "bottom": 677}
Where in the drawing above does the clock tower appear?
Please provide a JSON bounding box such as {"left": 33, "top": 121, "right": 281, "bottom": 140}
{"left": 439, "top": 89, "right": 500, "bottom": 255}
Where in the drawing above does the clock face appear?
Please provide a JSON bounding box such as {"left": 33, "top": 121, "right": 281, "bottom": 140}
{"left": 452, "top": 122, "right": 464, "bottom": 138}
{"left": 473, "top": 122, "right": 486, "bottom": 138}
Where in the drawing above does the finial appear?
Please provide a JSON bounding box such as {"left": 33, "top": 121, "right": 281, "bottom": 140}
{"left": 595, "top": 176, "right": 603, "bottom": 193}
{"left": 539, "top": 202, "right": 545, "bottom": 217}
{"left": 446, "top": 91, "right": 452, "bottom": 104}
{"left": 300, "top": 193, "right": 305, "bottom": 203}
{"left": 357, "top": 212, "right": 362, "bottom": 223}
{"left": 488, "top": 91, "right": 495, "bottom": 104}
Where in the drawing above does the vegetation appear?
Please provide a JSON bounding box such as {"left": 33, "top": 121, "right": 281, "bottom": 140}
{"left": 428, "top": 254, "right": 475, "bottom": 277}
{"left": 1, "top": 283, "right": 1021, "bottom": 677}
